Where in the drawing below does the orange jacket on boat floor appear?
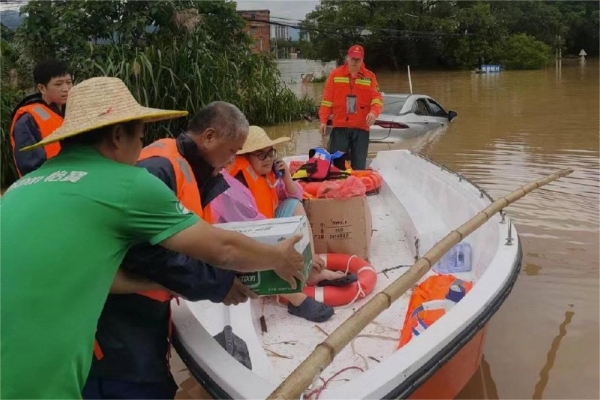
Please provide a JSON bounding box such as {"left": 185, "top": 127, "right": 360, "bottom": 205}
{"left": 319, "top": 63, "right": 384, "bottom": 132}
{"left": 398, "top": 275, "right": 473, "bottom": 349}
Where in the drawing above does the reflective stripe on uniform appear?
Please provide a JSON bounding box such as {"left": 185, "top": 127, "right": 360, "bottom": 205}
{"left": 176, "top": 157, "right": 193, "bottom": 183}
{"left": 333, "top": 77, "right": 350, "bottom": 84}
{"left": 31, "top": 105, "right": 51, "bottom": 121}
{"left": 320, "top": 100, "right": 333, "bottom": 107}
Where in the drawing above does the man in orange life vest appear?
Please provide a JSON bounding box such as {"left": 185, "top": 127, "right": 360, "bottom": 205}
{"left": 10, "top": 59, "right": 73, "bottom": 176}
{"left": 83, "top": 102, "right": 257, "bottom": 399}
{"left": 319, "top": 45, "right": 383, "bottom": 170}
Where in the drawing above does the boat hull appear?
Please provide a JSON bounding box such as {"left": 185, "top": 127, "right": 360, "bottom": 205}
{"left": 408, "top": 327, "right": 488, "bottom": 399}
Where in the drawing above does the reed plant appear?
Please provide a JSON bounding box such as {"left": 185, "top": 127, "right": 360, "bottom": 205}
{"left": 0, "top": 1, "right": 317, "bottom": 188}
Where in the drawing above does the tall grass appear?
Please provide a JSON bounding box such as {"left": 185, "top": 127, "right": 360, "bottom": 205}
{"left": 88, "top": 40, "right": 316, "bottom": 142}
{"left": 1, "top": 34, "right": 317, "bottom": 188}
{"left": 1, "top": 87, "right": 23, "bottom": 188}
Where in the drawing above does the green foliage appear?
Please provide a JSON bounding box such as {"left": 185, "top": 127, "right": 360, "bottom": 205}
{"left": 495, "top": 34, "right": 551, "bottom": 70}
{"left": 0, "top": 87, "right": 24, "bottom": 188}
{"left": 302, "top": 0, "right": 599, "bottom": 70}
{"left": 1, "top": 0, "right": 316, "bottom": 188}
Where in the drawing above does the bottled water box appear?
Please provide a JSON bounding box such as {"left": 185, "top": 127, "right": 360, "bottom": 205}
{"left": 432, "top": 242, "right": 472, "bottom": 274}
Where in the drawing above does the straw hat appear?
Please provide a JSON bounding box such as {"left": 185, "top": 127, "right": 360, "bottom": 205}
{"left": 237, "top": 125, "right": 290, "bottom": 155}
{"left": 21, "top": 77, "right": 188, "bottom": 151}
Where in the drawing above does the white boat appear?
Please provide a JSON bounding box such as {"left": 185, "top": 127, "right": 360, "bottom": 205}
{"left": 172, "top": 149, "right": 523, "bottom": 399}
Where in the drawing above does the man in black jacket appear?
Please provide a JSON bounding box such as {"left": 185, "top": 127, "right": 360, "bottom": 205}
{"left": 83, "top": 102, "right": 256, "bottom": 399}
{"left": 10, "top": 59, "right": 72, "bottom": 176}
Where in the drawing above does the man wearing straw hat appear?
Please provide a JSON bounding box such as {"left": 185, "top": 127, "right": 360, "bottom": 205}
{"left": 0, "top": 77, "right": 306, "bottom": 399}
{"left": 83, "top": 101, "right": 257, "bottom": 399}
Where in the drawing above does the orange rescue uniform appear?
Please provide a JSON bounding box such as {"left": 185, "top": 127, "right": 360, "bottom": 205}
{"left": 318, "top": 63, "right": 384, "bottom": 132}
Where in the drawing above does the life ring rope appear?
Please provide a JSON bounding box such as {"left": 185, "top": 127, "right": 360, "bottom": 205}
{"left": 276, "top": 253, "right": 377, "bottom": 308}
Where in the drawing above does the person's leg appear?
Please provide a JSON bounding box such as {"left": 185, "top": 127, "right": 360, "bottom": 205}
{"left": 349, "top": 128, "right": 370, "bottom": 170}
{"left": 81, "top": 378, "right": 102, "bottom": 399}
{"left": 95, "top": 377, "right": 178, "bottom": 399}
{"left": 327, "top": 127, "right": 350, "bottom": 155}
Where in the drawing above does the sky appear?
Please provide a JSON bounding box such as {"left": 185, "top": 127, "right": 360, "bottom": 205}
{"left": 235, "top": 0, "right": 318, "bottom": 21}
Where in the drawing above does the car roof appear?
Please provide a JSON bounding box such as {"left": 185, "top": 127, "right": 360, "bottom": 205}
{"left": 383, "top": 93, "right": 430, "bottom": 99}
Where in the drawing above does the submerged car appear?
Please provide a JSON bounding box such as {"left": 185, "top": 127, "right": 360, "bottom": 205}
{"left": 327, "top": 94, "right": 458, "bottom": 144}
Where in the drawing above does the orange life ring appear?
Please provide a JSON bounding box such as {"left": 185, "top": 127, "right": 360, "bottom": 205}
{"left": 278, "top": 253, "right": 377, "bottom": 307}
{"left": 351, "top": 170, "right": 382, "bottom": 194}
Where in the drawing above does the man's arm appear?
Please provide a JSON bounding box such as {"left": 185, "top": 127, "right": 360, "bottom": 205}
{"left": 319, "top": 73, "right": 335, "bottom": 122}
{"left": 318, "top": 73, "right": 335, "bottom": 135}
{"left": 159, "top": 220, "right": 302, "bottom": 274}
{"left": 122, "top": 243, "right": 235, "bottom": 302}
{"left": 11, "top": 114, "right": 47, "bottom": 176}
{"left": 109, "top": 267, "right": 170, "bottom": 294}
{"left": 369, "top": 74, "right": 384, "bottom": 118}
{"left": 127, "top": 156, "right": 234, "bottom": 302}
{"left": 125, "top": 169, "right": 306, "bottom": 288}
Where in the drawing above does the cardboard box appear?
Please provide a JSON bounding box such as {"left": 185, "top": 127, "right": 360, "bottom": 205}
{"left": 303, "top": 196, "right": 373, "bottom": 260}
{"left": 213, "top": 216, "right": 313, "bottom": 296}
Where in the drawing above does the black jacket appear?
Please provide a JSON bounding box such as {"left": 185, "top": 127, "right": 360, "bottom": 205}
{"left": 88, "top": 134, "right": 234, "bottom": 383}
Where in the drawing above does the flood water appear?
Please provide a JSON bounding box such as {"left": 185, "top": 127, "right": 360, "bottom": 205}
{"left": 174, "top": 59, "right": 599, "bottom": 399}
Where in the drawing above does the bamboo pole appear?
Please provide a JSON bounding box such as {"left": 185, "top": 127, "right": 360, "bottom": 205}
{"left": 267, "top": 168, "right": 573, "bottom": 400}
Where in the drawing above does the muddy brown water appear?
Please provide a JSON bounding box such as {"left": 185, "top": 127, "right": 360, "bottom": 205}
{"left": 173, "top": 59, "right": 599, "bottom": 399}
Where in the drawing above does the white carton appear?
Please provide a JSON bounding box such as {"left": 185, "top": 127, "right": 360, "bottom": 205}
{"left": 213, "top": 216, "right": 313, "bottom": 295}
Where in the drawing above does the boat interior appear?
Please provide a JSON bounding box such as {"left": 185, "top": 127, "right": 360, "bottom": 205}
{"left": 172, "top": 150, "right": 521, "bottom": 399}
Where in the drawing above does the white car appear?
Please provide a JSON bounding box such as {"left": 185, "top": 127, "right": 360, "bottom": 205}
{"left": 327, "top": 94, "right": 457, "bottom": 144}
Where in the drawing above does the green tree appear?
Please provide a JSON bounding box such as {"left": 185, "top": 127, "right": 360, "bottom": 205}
{"left": 495, "top": 33, "right": 551, "bottom": 70}
{"left": 443, "top": 1, "right": 506, "bottom": 68}
{"left": 1, "top": 0, "right": 316, "bottom": 189}
{"left": 301, "top": 0, "right": 598, "bottom": 70}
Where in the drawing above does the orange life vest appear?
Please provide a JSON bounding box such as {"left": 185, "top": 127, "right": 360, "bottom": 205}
{"left": 228, "top": 155, "right": 278, "bottom": 218}
{"left": 138, "top": 138, "right": 213, "bottom": 223}
{"left": 10, "top": 103, "right": 63, "bottom": 177}
{"left": 398, "top": 275, "right": 473, "bottom": 349}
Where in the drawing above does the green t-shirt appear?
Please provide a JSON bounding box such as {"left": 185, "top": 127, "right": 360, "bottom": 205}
{"left": 0, "top": 146, "right": 199, "bottom": 399}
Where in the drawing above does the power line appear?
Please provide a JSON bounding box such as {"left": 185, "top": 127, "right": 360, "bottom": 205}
{"left": 242, "top": 16, "right": 473, "bottom": 39}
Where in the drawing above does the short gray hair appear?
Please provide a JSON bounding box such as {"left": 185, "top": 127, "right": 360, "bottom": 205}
{"left": 186, "top": 101, "right": 249, "bottom": 141}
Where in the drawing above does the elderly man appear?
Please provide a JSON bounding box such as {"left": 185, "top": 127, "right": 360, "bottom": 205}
{"left": 0, "top": 77, "right": 305, "bottom": 399}
{"left": 83, "top": 102, "right": 258, "bottom": 399}
{"left": 318, "top": 45, "right": 383, "bottom": 170}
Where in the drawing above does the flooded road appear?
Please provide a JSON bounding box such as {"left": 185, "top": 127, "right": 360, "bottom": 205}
{"left": 174, "top": 59, "right": 599, "bottom": 399}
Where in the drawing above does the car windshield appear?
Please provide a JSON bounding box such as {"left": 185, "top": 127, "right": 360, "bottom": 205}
{"left": 382, "top": 95, "right": 408, "bottom": 115}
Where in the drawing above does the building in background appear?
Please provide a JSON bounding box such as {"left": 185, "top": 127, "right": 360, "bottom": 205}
{"left": 237, "top": 9, "right": 270, "bottom": 54}
{"left": 273, "top": 24, "right": 289, "bottom": 41}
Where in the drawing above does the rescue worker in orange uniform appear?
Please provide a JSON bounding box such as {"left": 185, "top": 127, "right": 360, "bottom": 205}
{"left": 83, "top": 102, "right": 258, "bottom": 399}
{"left": 10, "top": 59, "right": 73, "bottom": 176}
{"left": 319, "top": 45, "right": 383, "bottom": 170}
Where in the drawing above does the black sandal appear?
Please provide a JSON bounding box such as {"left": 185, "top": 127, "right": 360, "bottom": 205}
{"left": 316, "top": 273, "right": 358, "bottom": 287}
